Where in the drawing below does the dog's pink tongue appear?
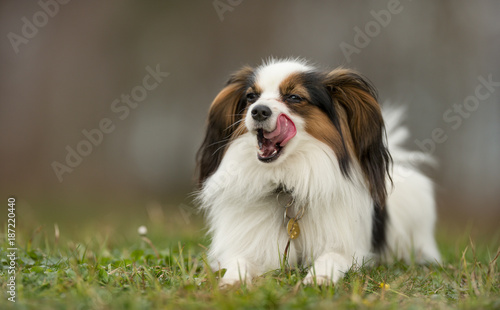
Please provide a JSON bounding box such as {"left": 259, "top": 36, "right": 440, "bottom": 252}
{"left": 263, "top": 114, "right": 296, "bottom": 146}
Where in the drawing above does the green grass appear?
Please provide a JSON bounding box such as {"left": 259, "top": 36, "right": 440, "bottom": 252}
{"left": 1, "top": 217, "right": 499, "bottom": 310}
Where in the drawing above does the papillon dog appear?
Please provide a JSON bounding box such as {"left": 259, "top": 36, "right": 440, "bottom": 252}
{"left": 196, "top": 58, "right": 441, "bottom": 286}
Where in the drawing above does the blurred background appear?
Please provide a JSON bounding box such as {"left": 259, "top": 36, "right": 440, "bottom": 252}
{"left": 1, "top": 1, "right": 499, "bottom": 236}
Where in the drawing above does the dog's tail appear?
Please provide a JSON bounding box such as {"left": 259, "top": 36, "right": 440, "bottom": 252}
{"left": 381, "top": 104, "right": 441, "bottom": 264}
{"left": 383, "top": 105, "right": 436, "bottom": 168}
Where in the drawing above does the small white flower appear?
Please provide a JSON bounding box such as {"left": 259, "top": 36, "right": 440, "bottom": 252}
{"left": 138, "top": 225, "right": 148, "bottom": 236}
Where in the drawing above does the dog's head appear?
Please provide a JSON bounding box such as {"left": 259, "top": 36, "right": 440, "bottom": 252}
{"left": 197, "top": 59, "right": 391, "bottom": 206}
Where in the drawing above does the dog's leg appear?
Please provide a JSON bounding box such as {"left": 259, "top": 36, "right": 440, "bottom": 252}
{"left": 302, "top": 252, "right": 352, "bottom": 285}
{"left": 219, "top": 258, "right": 254, "bottom": 287}
{"left": 384, "top": 169, "right": 441, "bottom": 264}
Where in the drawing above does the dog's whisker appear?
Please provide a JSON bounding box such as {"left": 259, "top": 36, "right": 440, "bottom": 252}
{"left": 211, "top": 142, "right": 230, "bottom": 156}
{"left": 205, "top": 137, "right": 232, "bottom": 148}
{"left": 210, "top": 124, "right": 247, "bottom": 156}
{"left": 224, "top": 119, "right": 244, "bottom": 131}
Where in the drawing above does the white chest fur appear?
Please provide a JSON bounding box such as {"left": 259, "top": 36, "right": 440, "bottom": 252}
{"left": 199, "top": 132, "right": 374, "bottom": 274}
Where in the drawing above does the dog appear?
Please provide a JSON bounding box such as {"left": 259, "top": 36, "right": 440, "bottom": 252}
{"left": 196, "top": 58, "right": 441, "bottom": 286}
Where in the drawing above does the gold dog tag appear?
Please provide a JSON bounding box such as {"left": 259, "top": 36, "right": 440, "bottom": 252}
{"left": 287, "top": 218, "right": 300, "bottom": 239}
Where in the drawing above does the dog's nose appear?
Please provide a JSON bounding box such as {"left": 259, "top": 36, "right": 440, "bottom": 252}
{"left": 251, "top": 105, "right": 272, "bottom": 122}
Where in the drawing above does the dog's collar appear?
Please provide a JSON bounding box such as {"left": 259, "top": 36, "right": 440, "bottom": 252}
{"left": 274, "top": 184, "right": 291, "bottom": 194}
{"left": 276, "top": 187, "right": 305, "bottom": 264}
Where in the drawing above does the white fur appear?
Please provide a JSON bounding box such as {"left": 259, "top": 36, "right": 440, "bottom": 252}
{"left": 199, "top": 61, "right": 440, "bottom": 286}
{"left": 200, "top": 130, "right": 372, "bottom": 286}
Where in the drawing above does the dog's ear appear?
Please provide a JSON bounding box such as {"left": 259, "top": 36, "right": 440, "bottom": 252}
{"left": 324, "top": 68, "right": 391, "bottom": 206}
{"left": 196, "top": 66, "right": 254, "bottom": 186}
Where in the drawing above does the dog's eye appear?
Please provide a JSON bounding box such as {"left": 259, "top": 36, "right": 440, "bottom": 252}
{"left": 246, "top": 92, "right": 259, "bottom": 103}
{"left": 286, "top": 94, "right": 302, "bottom": 103}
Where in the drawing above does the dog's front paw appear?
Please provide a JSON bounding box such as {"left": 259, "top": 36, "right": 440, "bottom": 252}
{"left": 217, "top": 259, "right": 253, "bottom": 288}
{"left": 302, "top": 252, "right": 351, "bottom": 286}
{"left": 218, "top": 277, "right": 241, "bottom": 289}
{"left": 219, "top": 276, "right": 253, "bottom": 289}
{"left": 302, "top": 274, "right": 333, "bottom": 286}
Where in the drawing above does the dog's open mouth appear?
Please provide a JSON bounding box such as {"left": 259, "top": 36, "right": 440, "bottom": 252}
{"left": 257, "top": 114, "right": 297, "bottom": 163}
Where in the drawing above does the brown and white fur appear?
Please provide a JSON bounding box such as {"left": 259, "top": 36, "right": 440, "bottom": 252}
{"left": 196, "top": 58, "right": 440, "bottom": 286}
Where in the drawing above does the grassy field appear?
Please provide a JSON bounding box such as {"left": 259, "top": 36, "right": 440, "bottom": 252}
{"left": 1, "top": 213, "right": 499, "bottom": 310}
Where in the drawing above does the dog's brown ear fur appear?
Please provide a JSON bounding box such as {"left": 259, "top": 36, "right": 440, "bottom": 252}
{"left": 196, "top": 66, "right": 254, "bottom": 186}
{"left": 324, "top": 68, "right": 392, "bottom": 207}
